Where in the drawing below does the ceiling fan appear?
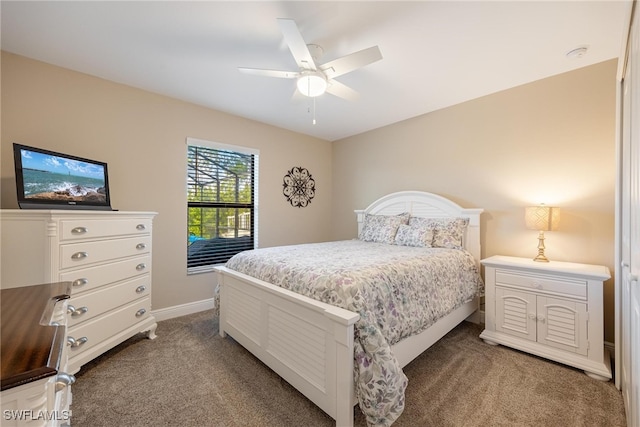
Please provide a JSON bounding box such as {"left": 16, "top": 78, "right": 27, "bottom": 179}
{"left": 239, "top": 18, "right": 382, "bottom": 101}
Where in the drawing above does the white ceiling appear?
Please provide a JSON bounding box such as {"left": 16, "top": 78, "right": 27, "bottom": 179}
{"left": 1, "top": 1, "right": 630, "bottom": 142}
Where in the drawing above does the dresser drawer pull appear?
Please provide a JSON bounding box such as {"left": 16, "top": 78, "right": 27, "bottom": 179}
{"left": 72, "top": 278, "right": 88, "bottom": 287}
{"left": 70, "top": 306, "right": 89, "bottom": 317}
{"left": 136, "top": 243, "right": 147, "bottom": 250}
{"left": 71, "top": 226, "right": 88, "bottom": 234}
{"left": 135, "top": 308, "right": 147, "bottom": 318}
{"left": 136, "top": 285, "right": 147, "bottom": 294}
{"left": 67, "top": 336, "right": 88, "bottom": 347}
{"left": 55, "top": 373, "right": 76, "bottom": 392}
{"left": 136, "top": 263, "right": 146, "bottom": 271}
{"left": 71, "top": 251, "right": 88, "bottom": 260}
{"left": 136, "top": 224, "right": 146, "bottom": 231}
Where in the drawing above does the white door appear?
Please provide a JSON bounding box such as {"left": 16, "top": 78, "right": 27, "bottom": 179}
{"left": 629, "top": 12, "right": 640, "bottom": 424}
{"left": 621, "top": 6, "right": 640, "bottom": 427}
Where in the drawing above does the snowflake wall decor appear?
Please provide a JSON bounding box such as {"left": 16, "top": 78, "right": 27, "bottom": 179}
{"left": 282, "top": 166, "right": 316, "bottom": 208}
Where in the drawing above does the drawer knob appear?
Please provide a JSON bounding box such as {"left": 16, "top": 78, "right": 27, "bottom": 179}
{"left": 136, "top": 263, "right": 147, "bottom": 271}
{"left": 71, "top": 226, "right": 88, "bottom": 234}
{"left": 136, "top": 285, "right": 147, "bottom": 294}
{"left": 71, "top": 251, "right": 88, "bottom": 260}
{"left": 67, "top": 336, "right": 88, "bottom": 347}
{"left": 72, "top": 278, "right": 88, "bottom": 287}
{"left": 136, "top": 224, "right": 146, "bottom": 231}
{"left": 70, "top": 306, "right": 89, "bottom": 317}
{"left": 55, "top": 373, "right": 76, "bottom": 392}
{"left": 135, "top": 308, "right": 147, "bottom": 318}
{"left": 136, "top": 243, "right": 147, "bottom": 250}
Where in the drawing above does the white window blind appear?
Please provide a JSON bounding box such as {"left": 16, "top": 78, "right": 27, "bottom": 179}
{"left": 187, "top": 139, "right": 258, "bottom": 272}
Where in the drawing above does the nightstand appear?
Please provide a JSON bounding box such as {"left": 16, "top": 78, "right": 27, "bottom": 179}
{"left": 480, "top": 255, "right": 611, "bottom": 381}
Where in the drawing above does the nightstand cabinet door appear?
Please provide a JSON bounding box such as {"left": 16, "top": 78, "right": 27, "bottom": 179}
{"left": 536, "top": 296, "right": 588, "bottom": 356}
{"left": 496, "top": 288, "right": 536, "bottom": 342}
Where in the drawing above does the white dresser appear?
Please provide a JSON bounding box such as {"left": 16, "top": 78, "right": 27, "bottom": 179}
{"left": 480, "top": 255, "right": 611, "bottom": 381}
{"left": 0, "top": 210, "right": 157, "bottom": 374}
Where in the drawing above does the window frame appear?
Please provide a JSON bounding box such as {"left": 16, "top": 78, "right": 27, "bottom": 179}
{"left": 186, "top": 137, "right": 259, "bottom": 274}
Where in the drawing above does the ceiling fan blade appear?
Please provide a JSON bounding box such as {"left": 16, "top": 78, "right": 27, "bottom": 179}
{"left": 277, "top": 18, "right": 317, "bottom": 71}
{"left": 238, "top": 67, "right": 299, "bottom": 79}
{"left": 325, "top": 79, "right": 359, "bottom": 101}
{"left": 320, "top": 46, "right": 382, "bottom": 80}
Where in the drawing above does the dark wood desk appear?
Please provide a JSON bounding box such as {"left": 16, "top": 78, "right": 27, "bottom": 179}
{"left": 1, "top": 282, "right": 71, "bottom": 391}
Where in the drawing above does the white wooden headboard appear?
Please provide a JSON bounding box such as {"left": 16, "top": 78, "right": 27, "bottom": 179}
{"left": 354, "top": 191, "right": 484, "bottom": 264}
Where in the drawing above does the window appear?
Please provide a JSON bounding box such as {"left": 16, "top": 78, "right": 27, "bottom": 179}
{"left": 187, "top": 138, "right": 258, "bottom": 273}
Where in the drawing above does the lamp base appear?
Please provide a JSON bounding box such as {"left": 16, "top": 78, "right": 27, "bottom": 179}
{"left": 533, "top": 254, "right": 550, "bottom": 262}
{"left": 533, "top": 231, "right": 550, "bottom": 262}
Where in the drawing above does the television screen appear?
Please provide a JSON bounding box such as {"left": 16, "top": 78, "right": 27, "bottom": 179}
{"left": 13, "top": 143, "right": 112, "bottom": 210}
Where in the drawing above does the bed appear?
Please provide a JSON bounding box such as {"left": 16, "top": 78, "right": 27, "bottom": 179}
{"left": 214, "top": 191, "right": 483, "bottom": 427}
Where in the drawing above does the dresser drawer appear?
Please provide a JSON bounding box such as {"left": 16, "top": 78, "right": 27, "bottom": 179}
{"left": 59, "top": 217, "right": 152, "bottom": 242}
{"left": 59, "top": 256, "right": 151, "bottom": 295}
{"left": 60, "top": 236, "right": 151, "bottom": 270}
{"left": 495, "top": 269, "right": 587, "bottom": 299}
{"left": 67, "top": 276, "right": 151, "bottom": 327}
{"left": 67, "top": 297, "right": 151, "bottom": 358}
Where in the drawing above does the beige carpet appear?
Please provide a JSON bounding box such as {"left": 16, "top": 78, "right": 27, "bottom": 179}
{"left": 72, "top": 310, "right": 626, "bottom": 426}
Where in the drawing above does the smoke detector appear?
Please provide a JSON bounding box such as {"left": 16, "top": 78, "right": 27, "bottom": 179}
{"left": 566, "top": 46, "right": 589, "bottom": 59}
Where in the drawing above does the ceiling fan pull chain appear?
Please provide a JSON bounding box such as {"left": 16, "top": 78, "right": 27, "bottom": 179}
{"left": 313, "top": 97, "right": 317, "bottom": 125}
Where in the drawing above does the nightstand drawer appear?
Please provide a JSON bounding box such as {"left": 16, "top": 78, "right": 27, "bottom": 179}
{"left": 495, "top": 270, "right": 587, "bottom": 299}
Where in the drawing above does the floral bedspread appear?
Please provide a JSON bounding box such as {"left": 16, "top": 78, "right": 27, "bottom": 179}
{"left": 224, "top": 240, "right": 484, "bottom": 426}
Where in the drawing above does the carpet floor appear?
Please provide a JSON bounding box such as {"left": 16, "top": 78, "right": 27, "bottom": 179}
{"left": 71, "top": 310, "right": 626, "bottom": 426}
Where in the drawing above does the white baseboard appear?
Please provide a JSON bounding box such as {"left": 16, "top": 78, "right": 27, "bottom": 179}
{"left": 152, "top": 298, "right": 215, "bottom": 322}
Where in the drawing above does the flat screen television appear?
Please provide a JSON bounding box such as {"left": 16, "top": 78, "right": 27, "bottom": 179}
{"left": 13, "top": 143, "right": 113, "bottom": 210}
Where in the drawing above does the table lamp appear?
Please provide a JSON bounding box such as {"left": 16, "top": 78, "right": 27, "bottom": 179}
{"left": 525, "top": 204, "right": 560, "bottom": 262}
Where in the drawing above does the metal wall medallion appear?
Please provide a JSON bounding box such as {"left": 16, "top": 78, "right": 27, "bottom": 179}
{"left": 282, "top": 166, "right": 316, "bottom": 208}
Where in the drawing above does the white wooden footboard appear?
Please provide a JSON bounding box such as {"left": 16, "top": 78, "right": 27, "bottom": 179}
{"left": 216, "top": 266, "right": 360, "bottom": 427}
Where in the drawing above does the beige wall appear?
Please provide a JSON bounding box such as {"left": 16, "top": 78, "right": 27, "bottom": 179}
{"left": 1, "top": 52, "right": 618, "bottom": 341}
{"left": 1, "top": 52, "right": 333, "bottom": 311}
{"left": 331, "top": 59, "right": 618, "bottom": 341}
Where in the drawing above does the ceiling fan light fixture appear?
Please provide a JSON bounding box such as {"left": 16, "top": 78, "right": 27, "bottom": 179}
{"left": 297, "top": 71, "right": 327, "bottom": 97}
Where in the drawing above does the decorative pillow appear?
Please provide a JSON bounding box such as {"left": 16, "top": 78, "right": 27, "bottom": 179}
{"left": 408, "top": 217, "right": 469, "bottom": 249}
{"left": 359, "top": 212, "right": 410, "bottom": 244}
{"left": 394, "top": 224, "right": 434, "bottom": 247}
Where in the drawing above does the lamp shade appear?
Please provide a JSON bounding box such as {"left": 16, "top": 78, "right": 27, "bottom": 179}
{"left": 525, "top": 205, "right": 560, "bottom": 231}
